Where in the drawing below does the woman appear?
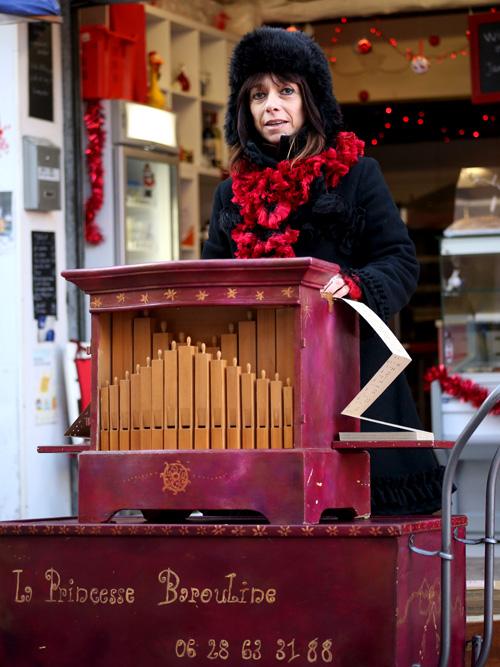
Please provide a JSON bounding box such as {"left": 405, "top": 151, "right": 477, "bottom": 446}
{"left": 202, "top": 26, "right": 443, "bottom": 515}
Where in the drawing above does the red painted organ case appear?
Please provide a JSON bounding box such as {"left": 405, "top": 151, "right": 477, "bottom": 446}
{"left": 62, "top": 257, "right": 370, "bottom": 524}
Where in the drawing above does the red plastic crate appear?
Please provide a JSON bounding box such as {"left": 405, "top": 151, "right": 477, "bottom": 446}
{"left": 110, "top": 4, "right": 147, "bottom": 103}
{"left": 80, "top": 24, "right": 135, "bottom": 100}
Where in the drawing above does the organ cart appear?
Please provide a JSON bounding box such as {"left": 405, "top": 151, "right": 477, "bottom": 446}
{"left": 0, "top": 258, "right": 497, "bottom": 666}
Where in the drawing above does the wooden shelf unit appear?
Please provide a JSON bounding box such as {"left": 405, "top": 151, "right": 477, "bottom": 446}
{"left": 144, "top": 4, "right": 239, "bottom": 258}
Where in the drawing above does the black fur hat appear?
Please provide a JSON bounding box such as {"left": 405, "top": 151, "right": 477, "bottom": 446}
{"left": 225, "top": 26, "right": 343, "bottom": 147}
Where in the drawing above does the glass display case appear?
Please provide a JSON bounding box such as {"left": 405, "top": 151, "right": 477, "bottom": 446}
{"left": 441, "top": 235, "right": 500, "bottom": 372}
{"left": 434, "top": 167, "right": 500, "bottom": 538}
{"left": 440, "top": 167, "right": 500, "bottom": 372}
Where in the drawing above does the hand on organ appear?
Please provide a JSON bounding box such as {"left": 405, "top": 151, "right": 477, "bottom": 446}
{"left": 321, "top": 273, "right": 362, "bottom": 300}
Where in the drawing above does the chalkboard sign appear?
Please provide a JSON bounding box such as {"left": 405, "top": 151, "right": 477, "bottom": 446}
{"left": 28, "top": 22, "right": 54, "bottom": 121}
{"left": 32, "top": 231, "right": 57, "bottom": 319}
{"left": 469, "top": 12, "right": 500, "bottom": 104}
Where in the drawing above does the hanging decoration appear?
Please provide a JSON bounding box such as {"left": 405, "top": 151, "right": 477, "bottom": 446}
{"left": 213, "top": 10, "right": 229, "bottom": 31}
{"left": 341, "top": 97, "right": 497, "bottom": 147}
{"left": 424, "top": 365, "right": 500, "bottom": 416}
{"left": 356, "top": 37, "right": 372, "bottom": 55}
{"left": 358, "top": 90, "right": 370, "bottom": 103}
{"left": 326, "top": 17, "right": 469, "bottom": 70}
{"left": 83, "top": 100, "right": 105, "bottom": 245}
{"left": 411, "top": 54, "right": 430, "bottom": 74}
{"left": 409, "top": 39, "right": 430, "bottom": 74}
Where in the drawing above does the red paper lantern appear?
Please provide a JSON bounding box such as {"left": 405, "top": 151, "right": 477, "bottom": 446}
{"left": 428, "top": 34, "right": 441, "bottom": 47}
{"left": 358, "top": 90, "right": 370, "bottom": 103}
{"left": 356, "top": 38, "right": 372, "bottom": 54}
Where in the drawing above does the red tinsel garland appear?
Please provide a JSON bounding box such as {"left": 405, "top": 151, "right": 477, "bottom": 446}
{"left": 83, "top": 100, "right": 105, "bottom": 245}
{"left": 230, "top": 131, "right": 364, "bottom": 259}
{"left": 424, "top": 364, "right": 500, "bottom": 415}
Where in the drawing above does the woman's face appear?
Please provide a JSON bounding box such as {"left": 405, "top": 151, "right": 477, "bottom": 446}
{"left": 249, "top": 75, "right": 305, "bottom": 144}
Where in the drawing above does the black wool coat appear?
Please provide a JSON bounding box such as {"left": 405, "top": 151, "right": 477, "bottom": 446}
{"left": 202, "top": 153, "right": 443, "bottom": 515}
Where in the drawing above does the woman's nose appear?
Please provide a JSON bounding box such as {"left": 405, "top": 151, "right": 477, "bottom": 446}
{"left": 265, "top": 92, "right": 280, "bottom": 111}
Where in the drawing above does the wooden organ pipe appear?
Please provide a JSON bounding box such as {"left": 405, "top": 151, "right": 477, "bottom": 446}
{"left": 99, "top": 315, "right": 295, "bottom": 452}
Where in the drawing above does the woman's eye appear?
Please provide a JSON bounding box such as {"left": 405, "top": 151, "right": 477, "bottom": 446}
{"left": 281, "top": 86, "right": 295, "bottom": 95}
{"left": 252, "top": 91, "right": 265, "bottom": 100}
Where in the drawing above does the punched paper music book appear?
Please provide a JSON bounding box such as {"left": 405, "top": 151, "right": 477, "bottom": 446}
{"left": 324, "top": 296, "right": 434, "bottom": 442}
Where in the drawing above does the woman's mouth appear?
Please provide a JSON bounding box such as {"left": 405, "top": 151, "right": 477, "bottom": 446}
{"left": 265, "top": 120, "right": 288, "bottom": 127}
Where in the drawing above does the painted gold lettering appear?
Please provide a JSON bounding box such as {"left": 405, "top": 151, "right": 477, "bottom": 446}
{"left": 226, "top": 572, "right": 240, "bottom": 603}
{"left": 13, "top": 570, "right": 32, "bottom": 604}
{"left": 76, "top": 586, "right": 88, "bottom": 603}
{"left": 45, "top": 567, "right": 61, "bottom": 602}
{"left": 125, "top": 588, "right": 135, "bottom": 604}
{"left": 67, "top": 579, "right": 75, "bottom": 602}
{"left": 238, "top": 582, "right": 250, "bottom": 604}
{"left": 266, "top": 589, "right": 277, "bottom": 603}
{"left": 90, "top": 587, "right": 100, "bottom": 604}
{"left": 250, "top": 588, "right": 265, "bottom": 604}
{"left": 158, "top": 568, "right": 179, "bottom": 606}
{"left": 200, "top": 588, "right": 213, "bottom": 603}
{"left": 189, "top": 587, "right": 200, "bottom": 604}
{"left": 215, "top": 587, "right": 227, "bottom": 604}
{"left": 157, "top": 568, "right": 277, "bottom": 606}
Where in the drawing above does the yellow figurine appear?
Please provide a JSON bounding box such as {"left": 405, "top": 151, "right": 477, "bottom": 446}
{"left": 147, "top": 51, "right": 166, "bottom": 109}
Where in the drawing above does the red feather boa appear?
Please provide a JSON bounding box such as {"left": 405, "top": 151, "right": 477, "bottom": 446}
{"left": 424, "top": 364, "right": 500, "bottom": 415}
{"left": 230, "top": 131, "right": 365, "bottom": 259}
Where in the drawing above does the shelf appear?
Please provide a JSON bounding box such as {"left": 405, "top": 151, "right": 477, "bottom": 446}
{"left": 144, "top": 5, "right": 238, "bottom": 260}
{"left": 144, "top": 4, "right": 169, "bottom": 24}
{"left": 198, "top": 166, "right": 223, "bottom": 180}
{"left": 201, "top": 97, "right": 226, "bottom": 108}
{"left": 126, "top": 199, "right": 155, "bottom": 210}
{"left": 171, "top": 88, "right": 198, "bottom": 101}
{"left": 443, "top": 288, "right": 500, "bottom": 295}
{"left": 416, "top": 284, "right": 441, "bottom": 294}
{"left": 179, "top": 162, "right": 196, "bottom": 180}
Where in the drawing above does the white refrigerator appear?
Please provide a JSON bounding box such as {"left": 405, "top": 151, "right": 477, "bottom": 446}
{"left": 85, "top": 100, "right": 180, "bottom": 269}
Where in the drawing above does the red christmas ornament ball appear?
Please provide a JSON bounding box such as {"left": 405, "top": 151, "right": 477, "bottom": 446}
{"left": 358, "top": 90, "right": 370, "bottom": 103}
{"left": 356, "top": 37, "right": 372, "bottom": 54}
{"left": 428, "top": 34, "right": 440, "bottom": 47}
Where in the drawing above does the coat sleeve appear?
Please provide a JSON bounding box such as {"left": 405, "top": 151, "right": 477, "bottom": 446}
{"left": 349, "top": 158, "right": 419, "bottom": 322}
{"left": 201, "top": 181, "right": 234, "bottom": 259}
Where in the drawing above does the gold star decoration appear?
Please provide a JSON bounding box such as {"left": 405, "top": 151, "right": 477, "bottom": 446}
{"left": 226, "top": 287, "right": 238, "bottom": 299}
{"left": 116, "top": 293, "right": 126, "bottom": 303}
{"left": 255, "top": 290, "right": 265, "bottom": 301}
{"left": 196, "top": 290, "right": 208, "bottom": 301}
{"left": 164, "top": 289, "right": 177, "bottom": 301}
{"left": 281, "top": 287, "right": 294, "bottom": 298}
{"left": 90, "top": 297, "right": 102, "bottom": 308}
{"left": 140, "top": 293, "right": 149, "bottom": 304}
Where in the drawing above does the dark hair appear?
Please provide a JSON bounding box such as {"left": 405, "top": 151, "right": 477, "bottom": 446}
{"left": 228, "top": 72, "right": 326, "bottom": 172}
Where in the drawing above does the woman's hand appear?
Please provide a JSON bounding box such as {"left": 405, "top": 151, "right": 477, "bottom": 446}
{"left": 321, "top": 274, "right": 351, "bottom": 299}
